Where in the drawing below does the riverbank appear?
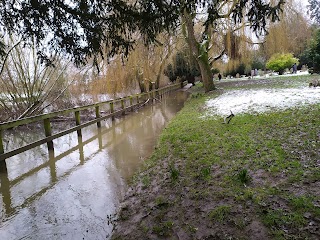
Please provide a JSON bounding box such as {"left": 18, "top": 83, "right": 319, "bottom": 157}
{"left": 112, "top": 76, "right": 320, "bottom": 240}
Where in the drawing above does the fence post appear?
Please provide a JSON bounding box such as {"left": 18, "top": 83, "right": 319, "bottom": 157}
{"left": 151, "top": 82, "right": 155, "bottom": 101}
{"left": 0, "top": 129, "right": 6, "bottom": 169}
{"left": 95, "top": 105, "right": 101, "bottom": 128}
{"left": 130, "top": 96, "right": 133, "bottom": 112}
{"left": 148, "top": 84, "right": 151, "bottom": 99}
{"left": 75, "top": 111, "right": 82, "bottom": 137}
{"left": 110, "top": 101, "right": 115, "bottom": 121}
{"left": 136, "top": 95, "right": 139, "bottom": 104}
{"left": 78, "top": 135, "right": 84, "bottom": 164}
{"left": 0, "top": 129, "right": 4, "bottom": 155}
{"left": 97, "top": 127, "right": 103, "bottom": 149}
{"left": 121, "top": 98, "right": 125, "bottom": 115}
{"left": 43, "top": 118, "right": 54, "bottom": 150}
{"left": 48, "top": 150, "right": 57, "bottom": 183}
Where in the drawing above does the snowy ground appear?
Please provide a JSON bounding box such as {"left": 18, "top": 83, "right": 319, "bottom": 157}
{"left": 205, "top": 86, "right": 320, "bottom": 117}
{"left": 218, "top": 70, "right": 310, "bottom": 82}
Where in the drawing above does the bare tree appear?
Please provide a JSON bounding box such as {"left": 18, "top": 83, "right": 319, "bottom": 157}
{"left": 0, "top": 36, "right": 72, "bottom": 121}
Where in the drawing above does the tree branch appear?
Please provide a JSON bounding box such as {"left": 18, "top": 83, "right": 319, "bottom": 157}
{"left": 0, "top": 40, "right": 21, "bottom": 76}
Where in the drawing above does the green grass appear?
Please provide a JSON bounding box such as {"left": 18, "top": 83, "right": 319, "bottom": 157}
{"left": 152, "top": 221, "right": 174, "bottom": 237}
{"left": 235, "top": 168, "right": 251, "bottom": 185}
{"left": 115, "top": 76, "right": 320, "bottom": 239}
{"left": 153, "top": 90, "right": 318, "bottom": 237}
{"left": 208, "top": 205, "right": 231, "bottom": 222}
{"left": 169, "top": 163, "right": 179, "bottom": 182}
{"left": 141, "top": 175, "right": 151, "bottom": 188}
{"left": 261, "top": 209, "right": 306, "bottom": 228}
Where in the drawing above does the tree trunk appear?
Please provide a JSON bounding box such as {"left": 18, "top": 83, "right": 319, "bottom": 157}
{"left": 182, "top": 11, "right": 215, "bottom": 92}
{"left": 155, "top": 59, "right": 166, "bottom": 89}
{"left": 198, "top": 58, "right": 215, "bottom": 91}
{"left": 155, "top": 37, "right": 173, "bottom": 89}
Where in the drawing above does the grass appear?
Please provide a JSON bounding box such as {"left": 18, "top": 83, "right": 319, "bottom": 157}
{"left": 208, "top": 205, "right": 231, "bottom": 222}
{"left": 160, "top": 98, "right": 319, "bottom": 237}
{"left": 235, "top": 168, "right": 251, "bottom": 185}
{"left": 169, "top": 163, "right": 179, "bottom": 182}
{"left": 114, "top": 76, "right": 320, "bottom": 239}
{"left": 217, "top": 74, "right": 316, "bottom": 90}
{"left": 152, "top": 221, "right": 174, "bottom": 237}
{"left": 261, "top": 209, "right": 306, "bottom": 228}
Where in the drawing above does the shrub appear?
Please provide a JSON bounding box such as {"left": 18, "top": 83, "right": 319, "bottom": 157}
{"left": 225, "top": 63, "right": 248, "bottom": 77}
{"left": 300, "top": 29, "right": 320, "bottom": 73}
{"left": 211, "top": 68, "right": 220, "bottom": 75}
{"left": 164, "top": 63, "right": 176, "bottom": 82}
{"left": 251, "top": 58, "right": 266, "bottom": 70}
{"left": 266, "top": 53, "right": 299, "bottom": 75}
{"left": 164, "top": 52, "right": 200, "bottom": 83}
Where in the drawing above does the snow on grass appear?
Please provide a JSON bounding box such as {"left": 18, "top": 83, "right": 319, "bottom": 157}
{"left": 205, "top": 87, "right": 320, "bottom": 117}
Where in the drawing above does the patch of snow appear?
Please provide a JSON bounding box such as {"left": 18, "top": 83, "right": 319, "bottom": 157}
{"left": 205, "top": 87, "right": 320, "bottom": 117}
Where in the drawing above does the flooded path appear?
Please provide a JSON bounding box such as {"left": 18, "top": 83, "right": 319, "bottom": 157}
{"left": 0, "top": 91, "right": 189, "bottom": 239}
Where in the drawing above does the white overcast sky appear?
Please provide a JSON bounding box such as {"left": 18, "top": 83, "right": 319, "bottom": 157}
{"left": 294, "top": 0, "right": 311, "bottom": 20}
{"left": 299, "top": 0, "right": 309, "bottom": 10}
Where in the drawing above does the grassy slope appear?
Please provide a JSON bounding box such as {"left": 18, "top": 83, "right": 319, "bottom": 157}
{"left": 113, "top": 76, "right": 320, "bottom": 240}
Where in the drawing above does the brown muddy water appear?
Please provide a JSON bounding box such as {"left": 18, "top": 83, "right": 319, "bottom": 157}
{"left": 0, "top": 91, "right": 189, "bottom": 239}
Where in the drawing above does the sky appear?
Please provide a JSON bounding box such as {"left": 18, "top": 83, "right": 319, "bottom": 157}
{"left": 301, "top": 0, "right": 308, "bottom": 7}
{"left": 299, "top": 0, "right": 310, "bottom": 12}
{"left": 294, "top": 0, "right": 311, "bottom": 21}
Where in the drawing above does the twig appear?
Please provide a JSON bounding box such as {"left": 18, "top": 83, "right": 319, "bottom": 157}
{"left": 223, "top": 110, "right": 235, "bottom": 124}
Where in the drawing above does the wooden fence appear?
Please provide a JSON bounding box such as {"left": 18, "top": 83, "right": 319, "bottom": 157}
{"left": 0, "top": 82, "right": 185, "bottom": 162}
{"left": 0, "top": 112, "right": 146, "bottom": 217}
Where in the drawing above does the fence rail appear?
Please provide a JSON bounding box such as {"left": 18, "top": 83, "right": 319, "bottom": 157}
{"left": 0, "top": 82, "right": 185, "bottom": 161}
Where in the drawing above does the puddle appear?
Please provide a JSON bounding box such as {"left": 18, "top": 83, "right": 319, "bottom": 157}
{"left": 205, "top": 87, "right": 320, "bottom": 117}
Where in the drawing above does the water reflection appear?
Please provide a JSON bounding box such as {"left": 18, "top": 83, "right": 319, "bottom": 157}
{"left": 0, "top": 91, "right": 189, "bottom": 239}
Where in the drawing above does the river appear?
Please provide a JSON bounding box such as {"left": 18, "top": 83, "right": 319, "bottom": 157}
{"left": 0, "top": 90, "right": 189, "bottom": 240}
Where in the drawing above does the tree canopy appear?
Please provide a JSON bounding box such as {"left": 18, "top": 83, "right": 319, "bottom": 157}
{"left": 302, "top": 29, "right": 320, "bottom": 72}
{"left": 0, "top": 0, "right": 179, "bottom": 66}
{"left": 0, "top": 0, "right": 284, "bottom": 71}
{"left": 178, "top": 0, "right": 284, "bottom": 91}
{"left": 308, "top": 0, "right": 320, "bottom": 25}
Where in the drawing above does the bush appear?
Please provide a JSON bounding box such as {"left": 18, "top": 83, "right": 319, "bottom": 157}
{"left": 164, "top": 52, "right": 200, "bottom": 83}
{"left": 211, "top": 68, "right": 220, "bottom": 75}
{"left": 300, "top": 29, "right": 320, "bottom": 73}
{"left": 251, "top": 58, "right": 266, "bottom": 70}
{"left": 164, "top": 63, "right": 176, "bottom": 82}
{"left": 266, "top": 53, "right": 299, "bottom": 75}
{"left": 225, "top": 63, "right": 247, "bottom": 77}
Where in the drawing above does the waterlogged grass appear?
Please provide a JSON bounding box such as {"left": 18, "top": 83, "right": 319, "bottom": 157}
{"left": 114, "top": 77, "right": 320, "bottom": 239}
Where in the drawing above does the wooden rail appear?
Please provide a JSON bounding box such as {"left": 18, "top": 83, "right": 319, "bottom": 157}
{"left": 0, "top": 119, "right": 130, "bottom": 217}
{"left": 0, "top": 82, "right": 185, "bottom": 161}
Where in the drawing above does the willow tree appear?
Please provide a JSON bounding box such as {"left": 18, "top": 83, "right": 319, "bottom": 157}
{"left": 308, "top": 0, "right": 320, "bottom": 24}
{"left": 176, "top": 0, "right": 285, "bottom": 91}
{"left": 87, "top": 32, "right": 176, "bottom": 98}
{"left": 124, "top": 34, "right": 176, "bottom": 91}
{"left": 263, "top": 0, "right": 312, "bottom": 59}
{"left": 0, "top": 1, "right": 284, "bottom": 93}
